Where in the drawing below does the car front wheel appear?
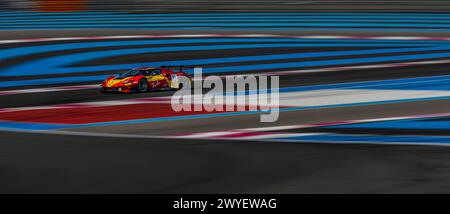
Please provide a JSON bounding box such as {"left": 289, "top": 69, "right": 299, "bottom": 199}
{"left": 138, "top": 79, "right": 148, "bottom": 92}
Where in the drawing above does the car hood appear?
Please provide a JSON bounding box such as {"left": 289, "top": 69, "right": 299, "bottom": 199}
{"left": 106, "top": 77, "right": 133, "bottom": 87}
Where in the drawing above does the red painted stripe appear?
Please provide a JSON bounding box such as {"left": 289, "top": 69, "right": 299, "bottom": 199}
{"left": 0, "top": 103, "right": 274, "bottom": 124}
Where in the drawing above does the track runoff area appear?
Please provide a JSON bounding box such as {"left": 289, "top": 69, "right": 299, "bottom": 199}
{"left": 2, "top": 32, "right": 450, "bottom": 147}
{"left": 2, "top": 11, "right": 450, "bottom": 197}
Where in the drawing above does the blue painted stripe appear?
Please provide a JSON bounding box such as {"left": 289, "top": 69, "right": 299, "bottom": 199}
{"left": 11, "top": 45, "right": 447, "bottom": 76}
{"left": 4, "top": 20, "right": 450, "bottom": 25}
{"left": 70, "top": 45, "right": 448, "bottom": 72}
{"left": 4, "top": 63, "right": 450, "bottom": 90}
{"left": 3, "top": 63, "right": 450, "bottom": 91}
{"left": 2, "top": 23, "right": 450, "bottom": 28}
{"left": 201, "top": 51, "right": 450, "bottom": 74}
{"left": 273, "top": 134, "right": 450, "bottom": 145}
{"left": 2, "top": 12, "right": 450, "bottom": 28}
{"left": 280, "top": 96, "right": 450, "bottom": 114}
{"left": 3, "top": 27, "right": 450, "bottom": 32}
{"left": 4, "top": 38, "right": 441, "bottom": 61}
{"left": 0, "top": 120, "right": 74, "bottom": 130}
{"left": 4, "top": 19, "right": 450, "bottom": 24}
{"left": 329, "top": 120, "right": 450, "bottom": 130}
{"left": 277, "top": 75, "right": 450, "bottom": 92}
{"left": 0, "top": 38, "right": 326, "bottom": 60}
{"left": 275, "top": 76, "right": 450, "bottom": 92}
{"left": 7, "top": 43, "right": 442, "bottom": 77}
{"left": 231, "top": 75, "right": 450, "bottom": 97}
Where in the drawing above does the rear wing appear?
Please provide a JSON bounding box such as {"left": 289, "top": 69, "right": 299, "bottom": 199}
{"left": 161, "top": 65, "right": 199, "bottom": 72}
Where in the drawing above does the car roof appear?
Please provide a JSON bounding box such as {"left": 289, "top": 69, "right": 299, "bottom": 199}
{"left": 131, "top": 66, "right": 159, "bottom": 71}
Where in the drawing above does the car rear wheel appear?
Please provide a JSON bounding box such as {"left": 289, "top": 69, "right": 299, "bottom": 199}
{"left": 138, "top": 79, "right": 148, "bottom": 92}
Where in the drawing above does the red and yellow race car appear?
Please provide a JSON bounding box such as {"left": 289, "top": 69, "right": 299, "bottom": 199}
{"left": 101, "top": 66, "right": 193, "bottom": 93}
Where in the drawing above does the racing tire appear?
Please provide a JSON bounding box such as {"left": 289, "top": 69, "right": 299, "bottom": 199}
{"left": 137, "top": 79, "right": 148, "bottom": 93}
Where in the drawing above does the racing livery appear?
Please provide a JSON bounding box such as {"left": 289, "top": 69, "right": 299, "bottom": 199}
{"left": 101, "top": 66, "right": 193, "bottom": 93}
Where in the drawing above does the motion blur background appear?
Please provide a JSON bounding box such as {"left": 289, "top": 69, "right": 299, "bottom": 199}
{"left": 2, "top": 1, "right": 450, "bottom": 193}
{"left": 2, "top": 0, "right": 450, "bottom": 12}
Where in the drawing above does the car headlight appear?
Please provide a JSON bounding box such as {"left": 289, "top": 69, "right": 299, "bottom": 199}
{"left": 122, "top": 79, "right": 133, "bottom": 84}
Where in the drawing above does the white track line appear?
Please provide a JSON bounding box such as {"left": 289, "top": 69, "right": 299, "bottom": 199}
{"left": 0, "top": 84, "right": 98, "bottom": 95}
{"left": 0, "top": 97, "right": 170, "bottom": 112}
{"left": 173, "top": 112, "right": 450, "bottom": 139}
{"left": 1, "top": 34, "right": 450, "bottom": 45}
{"left": 5, "top": 128, "right": 450, "bottom": 148}
{"left": 2, "top": 87, "right": 449, "bottom": 113}
{"left": 175, "top": 131, "right": 243, "bottom": 138}
{"left": 224, "top": 133, "right": 326, "bottom": 140}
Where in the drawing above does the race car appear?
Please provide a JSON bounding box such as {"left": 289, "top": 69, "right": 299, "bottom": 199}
{"left": 100, "top": 66, "right": 193, "bottom": 93}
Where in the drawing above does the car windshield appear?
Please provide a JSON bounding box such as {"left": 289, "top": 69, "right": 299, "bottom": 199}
{"left": 119, "top": 70, "right": 140, "bottom": 78}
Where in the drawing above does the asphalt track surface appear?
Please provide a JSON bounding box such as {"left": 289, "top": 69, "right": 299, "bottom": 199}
{"left": 2, "top": 8, "right": 450, "bottom": 193}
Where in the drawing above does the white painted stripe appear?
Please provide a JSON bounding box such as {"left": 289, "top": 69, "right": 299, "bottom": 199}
{"left": 278, "top": 89, "right": 450, "bottom": 107}
{"left": 413, "top": 60, "right": 450, "bottom": 64}
{"left": 0, "top": 129, "right": 168, "bottom": 139}
{"left": 85, "top": 100, "right": 146, "bottom": 106}
{"left": 370, "top": 36, "right": 429, "bottom": 40}
{"left": 173, "top": 112, "right": 450, "bottom": 140}
{"left": 233, "top": 133, "right": 326, "bottom": 140}
{"left": 0, "top": 84, "right": 98, "bottom": 95}
{"left": 4, "top": 128, "right": 450, "bottom": 147}
{"left": 4, "top": 106, "right": 65, "bottom": 111}
{"left": 1, "top": 88, "right": 450, "bottom": 113}
{"left": 173, "top": 131, "right": 242, "bottom": 138}
{"left": 239, "top": 125, "right": 308, "bottom": 132}
{"left": 267, "top": 139, "right": 450, "bottom": 147}
{"left": 172, "top": 89, "right": 450, "bottom": 108}
{"left": 2, "top": 34, "right": 450, "bottom": 45}
{"left": 299, "top": 35, "right": 354, "bottom": 39}
{"left": 0, "top": 97, "right": 171, "bottom": 112}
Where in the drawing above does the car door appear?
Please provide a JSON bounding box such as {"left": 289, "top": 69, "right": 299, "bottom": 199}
{"left": 146, "top": 69, "right": 168, "bottom": 89}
